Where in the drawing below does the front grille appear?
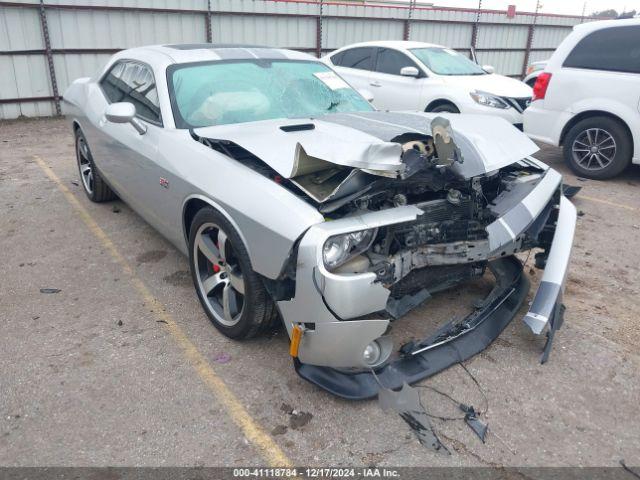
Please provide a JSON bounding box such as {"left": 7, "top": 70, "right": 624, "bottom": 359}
{"left": 502, "top": 96, "right": 532, "bottom": 113}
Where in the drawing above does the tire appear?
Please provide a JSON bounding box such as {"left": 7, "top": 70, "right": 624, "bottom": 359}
{"left": 563, "top": 116, "right": 632, "bottom": 180}
{"left": 188, "top": 207, "right": 278, "bottom": 339}
{"left": 75, "top": 129, "right": 117, "bottom": 202}
{"left": 428, "top": 102, "right": 460, "bottom": 114}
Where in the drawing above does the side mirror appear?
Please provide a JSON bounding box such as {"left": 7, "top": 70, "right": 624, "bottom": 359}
{"left": 104, "top": 102, "right": 147, "bottom": 135}
{"left": 482, "top": 65, "right": 495, "bottom": 74}
{"left": 358, "top": 88, "right": 374, "bottom": 103}
{"left": 400, "top": 66, "right": 420, "bottom": 78}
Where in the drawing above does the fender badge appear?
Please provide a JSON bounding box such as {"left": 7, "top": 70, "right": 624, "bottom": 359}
{"left": 159, "top": 177, "right": 169, "bottom": 189}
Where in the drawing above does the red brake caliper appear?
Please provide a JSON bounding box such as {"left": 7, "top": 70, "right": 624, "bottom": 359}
{"left": 212, "top": 241, "right": 221, "bottom": 272}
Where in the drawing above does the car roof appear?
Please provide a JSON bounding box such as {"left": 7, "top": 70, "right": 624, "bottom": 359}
{"left": 333, "top": 40, "right": 444, "bottom": 51}
{"left": 573, "top": 17, "right": 640, "bottom": 34}
{"left": 116, "top": 44, "right": 315, "bottom": 65}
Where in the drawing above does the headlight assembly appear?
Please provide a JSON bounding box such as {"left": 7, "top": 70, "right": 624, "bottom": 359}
{"left": 322, "top": 228, "right": 377, "bottom": 271}
{"left": 470, "top": 90, "right": 509, "bottom": 109}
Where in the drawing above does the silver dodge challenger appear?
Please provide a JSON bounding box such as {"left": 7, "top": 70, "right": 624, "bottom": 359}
{"left": 63, "top": 44, "right": 577, "bottom": 399}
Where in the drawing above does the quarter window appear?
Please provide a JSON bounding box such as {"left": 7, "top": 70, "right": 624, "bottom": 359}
{"left": 563, "top": 25, "right": 640, "bottom": 74}
{"left": 336, "top": 47, "right": 375, "bottom": 71}
{"left": 375, "top": 48, "right": 420, "bottom": 76}
{"left": 99, "top": 61, "right": 162, "bottom": 125}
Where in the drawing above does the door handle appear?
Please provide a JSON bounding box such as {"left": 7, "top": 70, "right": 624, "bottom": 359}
{"left": 369, "top": 81, "right": 382, "bottom": 87}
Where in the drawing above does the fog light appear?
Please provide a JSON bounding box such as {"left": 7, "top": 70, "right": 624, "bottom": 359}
{"left": 363, "top": 341, "right": 381, "bottom": 366}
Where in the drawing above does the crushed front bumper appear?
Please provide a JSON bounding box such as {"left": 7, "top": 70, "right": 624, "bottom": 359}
{"left": 295, "top": 256, "right": 529, "bottom": 399}
{"left": 277, "top": 164, "right": 577, "bottom": 399}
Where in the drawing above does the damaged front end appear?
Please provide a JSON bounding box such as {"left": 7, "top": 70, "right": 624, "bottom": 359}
{"left": 193, "top": 113, "right": 577, "bottom": 400}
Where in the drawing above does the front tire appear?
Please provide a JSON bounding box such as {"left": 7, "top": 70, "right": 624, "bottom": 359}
{"left": 188, "top": 207, "right": 278, "bottom": 339}
{"left": 563, "top": 116, "right": 632, "bottom": 179}
{"left": 75, "top": 129, "right": 116, "bottom": 202}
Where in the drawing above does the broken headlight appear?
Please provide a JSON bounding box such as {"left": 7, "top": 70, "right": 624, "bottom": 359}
{"left": 470, "top": 90, "right": 509, "bottom": 109}
{"left": 322, "top": 229, "right": 377, "bottom": 271}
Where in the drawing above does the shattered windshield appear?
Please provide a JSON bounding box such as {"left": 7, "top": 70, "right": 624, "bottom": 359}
{"left": 410, "top": 48, "right": 486, "bottom": 76}
{"left": 169, "top": 60, "right": 374, "bottom": 128}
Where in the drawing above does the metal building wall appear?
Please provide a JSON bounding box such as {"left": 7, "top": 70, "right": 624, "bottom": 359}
{"left": 1, "top": 0, "right": 591, "bottom": 119}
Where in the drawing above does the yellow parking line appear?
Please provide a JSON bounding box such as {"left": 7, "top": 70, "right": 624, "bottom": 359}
{"left": 34, "top": 155, "right": 293, "bottom": 468}
{"left": 578, "top": 194, "right": 639, "bottom": 212}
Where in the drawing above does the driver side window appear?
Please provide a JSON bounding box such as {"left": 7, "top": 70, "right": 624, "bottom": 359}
{"left": 375, "top": 48, "right": 421, "bottom": 76}
{"left": 99, "top": 60, "right": 162, "bottom": 126}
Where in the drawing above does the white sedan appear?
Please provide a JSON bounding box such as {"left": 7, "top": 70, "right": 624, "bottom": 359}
{"left": 323, "top": 40, "right": 532, "bottom": 128}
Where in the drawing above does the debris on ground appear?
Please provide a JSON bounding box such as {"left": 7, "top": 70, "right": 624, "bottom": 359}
{"left": 279, "top": 403, "right": 312, "bottom": 429}
{"left": 289, "top": 410, "right": 313, "bottom": 430}
{"left": 460, "top": 404, "right": 488, "bottom": 443}
{"left": 39, "top": 288, "right": 61, "bottom": 294}
{"left": 117, "top": 319, "right": 123, "bottom": 326}
{"left": 378, "top": 382, "right": 448, "bottom": 453}
{"left": 112, "top": 205, "right": 121, "bottom": 213}
{"left": 577, "top": 210, "right": 586, "bottom": 217}
{"left": 562, "top": 184, "right": 582, "bottom": 198}
{"left": 70, "top": 180, "right": 78, "bottom": 186}
{"left": 271, "top": 425, "right": 288, "bottom": 435}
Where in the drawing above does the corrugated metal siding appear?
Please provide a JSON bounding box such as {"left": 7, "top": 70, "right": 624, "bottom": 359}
{"left": 532, "top": 25, "right": 573, "bottom": 49}
{"left": 211, "top": 15, "right": 316, "bottom": 49}
{"left": 476, "top": 24, "right": 529, "bottom": 49}
{"left": 46, "top": 9, "right": 206, "bottom": 49}
{"left": 53, "top": 53, "right": 112, "bottom": 92}
{"left": 323, "top": 18, "right": 403, "bottom": 49}
{"left": 0, "top": 0, "right": 591, "bottom": 119}
{"left": 0, "top": 6, "right": 43, "bottom": 50}
{"left": 527, "top": 50, "right": 551, "bottom": 64}
{"left": 410, "top": 22, "right": 472, "bottom": 49}
{"left": 476, "top": 50, "right": 526, "bottom": 76}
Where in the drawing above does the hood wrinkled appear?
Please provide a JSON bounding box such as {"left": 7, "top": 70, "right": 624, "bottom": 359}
{"left": 193, "top": 111, "right": 539, "bottom": 180}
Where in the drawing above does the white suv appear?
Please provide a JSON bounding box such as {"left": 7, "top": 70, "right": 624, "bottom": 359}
{"left": 322, "top": 41, "right": 532, "bottom": 128}
{"left": 524, "top": 18, "right": 640, "bottom": 179}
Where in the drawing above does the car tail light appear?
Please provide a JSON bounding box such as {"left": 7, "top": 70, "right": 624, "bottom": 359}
{"left": 532, "top": 72, "right": 552, "bottom": 101}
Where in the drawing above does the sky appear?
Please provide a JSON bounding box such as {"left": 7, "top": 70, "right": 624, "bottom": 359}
{"left": 424, "top": 0, "right": 640, "bottom": 16}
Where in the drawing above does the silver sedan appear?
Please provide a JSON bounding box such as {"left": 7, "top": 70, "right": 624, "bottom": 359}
{"left": 63, "top": 44, "right": 577, "bottom": 399}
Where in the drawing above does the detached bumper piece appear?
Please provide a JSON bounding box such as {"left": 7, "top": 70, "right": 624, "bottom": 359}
{"left": 294, "top": 256, "right": 529, "bottom": 400}
{"left": 524, "top": 195, "right": 577, "bottom": 363}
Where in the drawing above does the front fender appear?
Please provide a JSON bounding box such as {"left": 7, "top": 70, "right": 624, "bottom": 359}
{"left": 173, "top": 135, "right": 324, "bottom": 279}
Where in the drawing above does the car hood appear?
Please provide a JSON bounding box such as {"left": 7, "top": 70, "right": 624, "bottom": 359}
{"left": 441, "top": 73, "right": 532, "bottom": 98}
{"left": 193, "top": 111, "right": 538, "bottom": 180}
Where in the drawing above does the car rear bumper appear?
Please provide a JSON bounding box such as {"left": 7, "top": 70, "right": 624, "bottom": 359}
{"left": 524, "top": 102, "right": 573, "bottom": 146}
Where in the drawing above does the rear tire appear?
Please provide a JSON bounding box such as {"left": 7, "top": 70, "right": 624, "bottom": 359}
{"left": 428, "top": 102, "right": 460, "bottom": 114}
{"left": 188, "top": 207, "right": 278, "bottom": 339}
{"left": 75, "top": 129, "right": 117, "bottom": 202}
{"left": 563, "top": 116, "right": 632, "bottom": 180}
